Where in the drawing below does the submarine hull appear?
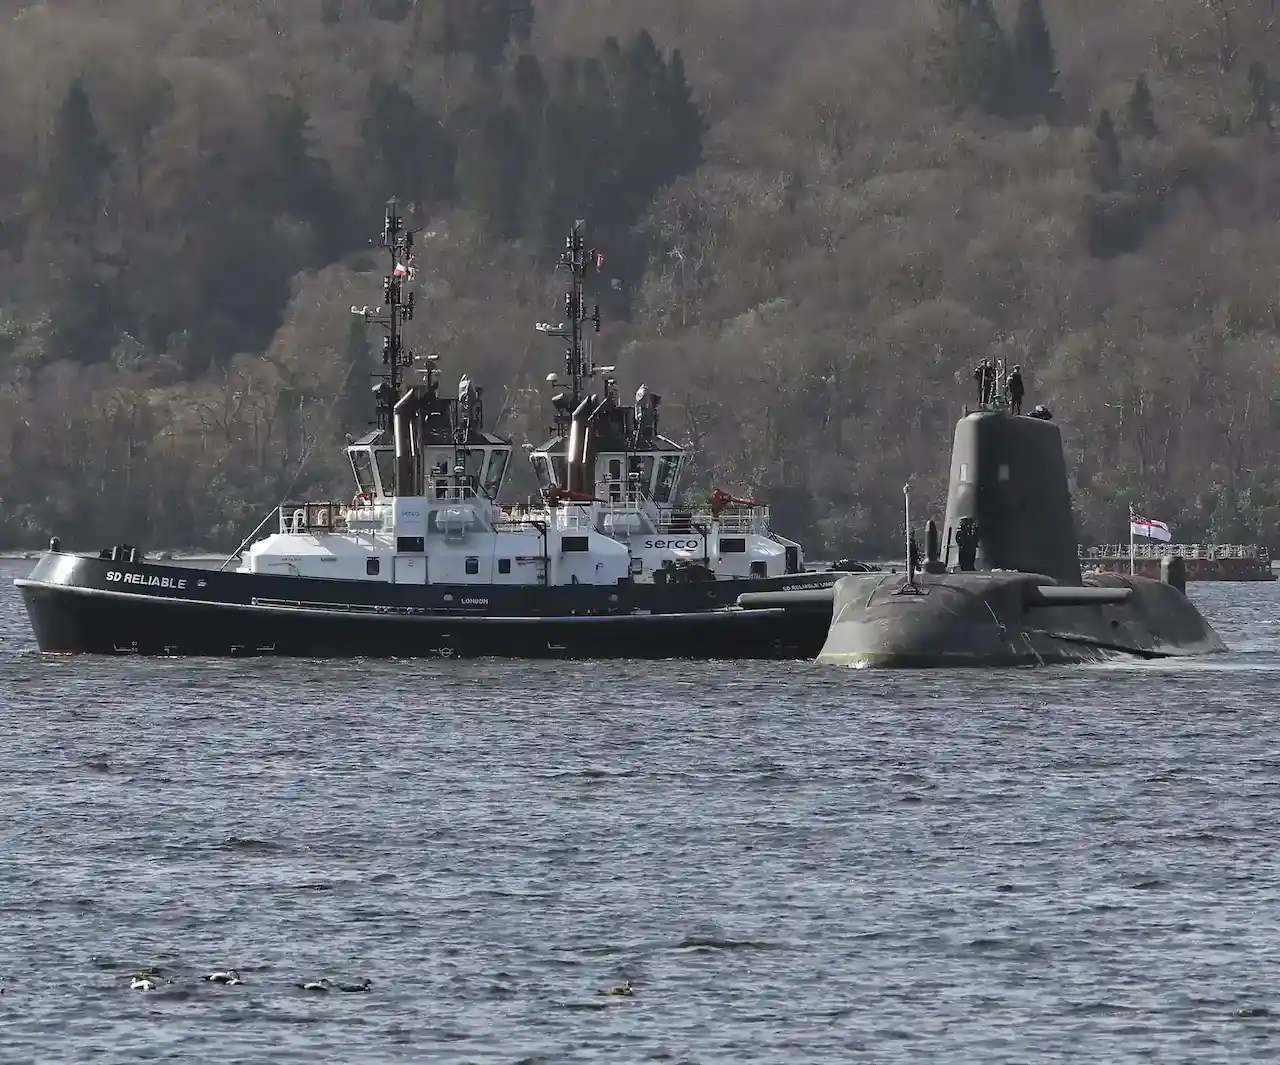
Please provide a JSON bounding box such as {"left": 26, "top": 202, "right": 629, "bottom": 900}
{"left": 814, "top": 571, "right": 1226, "bottom": 668}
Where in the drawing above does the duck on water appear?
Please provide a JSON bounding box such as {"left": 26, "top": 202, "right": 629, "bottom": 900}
{"left": 16, "top": 202, "right": 856, "bottom": 660}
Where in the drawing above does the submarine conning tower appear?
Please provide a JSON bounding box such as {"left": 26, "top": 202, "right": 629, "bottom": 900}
{"left": 942, "top": 409, "right": 1081, "bottom": 585}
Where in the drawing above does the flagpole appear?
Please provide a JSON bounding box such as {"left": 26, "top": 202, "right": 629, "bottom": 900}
{"left": 1129, "top": 501, "right": 1135, "bottom": 576}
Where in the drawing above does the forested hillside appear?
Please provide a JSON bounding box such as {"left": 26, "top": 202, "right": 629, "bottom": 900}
{"left": 1, "top": 0, "right": 1279, "bottom": 554}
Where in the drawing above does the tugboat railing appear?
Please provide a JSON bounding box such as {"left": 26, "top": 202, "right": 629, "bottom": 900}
{"left": 554, "top": 505, "right": 597, "bottom": 531}
{"left": 279, "top": 501, "right": 355, "bottom": 534}
{"left": 656, "top": 505, "right": 771, "bottom": 534}
{"left": 426, "top": 483, "right": 481, "bottom": 502}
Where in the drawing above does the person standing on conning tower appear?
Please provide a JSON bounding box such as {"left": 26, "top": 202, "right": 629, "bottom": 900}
{"left": 1005, "top": 364, "right": 1025, "bottom": 416}
{"left": 973, "top": 360, "right": 995, "bottom": 406}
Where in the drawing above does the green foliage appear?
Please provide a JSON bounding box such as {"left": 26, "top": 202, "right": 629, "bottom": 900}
{"left": 30, "top": 78, "right": 115, "bottom": 364}
{"left": 1247, "top": 62, "right": 1273, "bottom": 131}
{"left": 264, "top": 96, "right": 353, "bottom": 258}
{"left": 41, "top": 78, "right": 112, "bottom": 227}
{"left": 370, "top": 0, "right": 414, "bottom": 21}
{"left": 453, "top": 31, "right": 704, "bottom": 259}
{"left": 436, "top": 0, "right": 533, "bottom": 73}
{"left": 360, "top": 76, "right": 456, "bottom": 210}
{"left": 1126, "top": 75, "right": 1159, "bottom": 138}
{"left": 1089, "top": 108, "right": 1123, "bottom": 189}
{"left": 929, "top": 0, "right": 1012, "bottom": 114}
{"left": 930, "top": 0, "right": 1061, "bottom": 119}
{"left": 1008, "top": 0, "right": 1060, "bottom": 119}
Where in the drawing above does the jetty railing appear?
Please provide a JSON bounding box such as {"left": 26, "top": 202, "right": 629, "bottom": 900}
{"left": 1079, "top": 543, "right": 1270, "bottom": 561}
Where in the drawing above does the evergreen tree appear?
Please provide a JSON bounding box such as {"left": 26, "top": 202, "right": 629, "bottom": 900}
{"left": 360, "top": 76, "right": 456, "bottom": 209}
{"left": 32, "top": 77, "right": 116, "bottom": 363}
{"left": 1247, "top": 62, "right": 1274, "bottom": 131}
{"left": 1125, "top": 74, "right": 1159, "bottom": 138}
{"left": 510, "top": 53, "right": 555, "bottom": 239}
{"left": 1089, "top": 108, "right": 1122, "bottom": 189}
{"left": 41, "top": 77, "right": 113, "bottom": 228}
{"left": 454, "top": 100, "right": 527, "bottom": 236}
{"left": 1009, "top": 0, "right": 1060, "bottom": 118}
{"left": 928, "top": 0, "right": 1012, "bottom": 115}
{"left": 439, "top": 0, "right": 534, "bottom": 75}
{"left": 657, "top": 50, "right": 706, "bottom": 177}
{"left": 370, "top": 0, "right": 413, "bottom": 20}
{"left": 520, "top": 95, "right": 575, "bottom": 243}
{"left": 613, "top": 31, "right": 680, "bottom": 225}
{"left": 511, "top": 52, "right": 547, "bottom": 112}
{"left": 567, "top": 57, "right": 620, "bottom": 230}
{"left": 263, "top": 96, "right": 353, "bottom": 257}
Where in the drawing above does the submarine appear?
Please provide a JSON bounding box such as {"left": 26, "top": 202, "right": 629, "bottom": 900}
{"left": 739, "top": 396, "right": 1226, "bottom": 667}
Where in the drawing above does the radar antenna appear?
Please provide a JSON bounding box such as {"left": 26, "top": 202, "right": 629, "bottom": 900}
{"left": 536, "top": 219, "right": 603, "bottom": 414}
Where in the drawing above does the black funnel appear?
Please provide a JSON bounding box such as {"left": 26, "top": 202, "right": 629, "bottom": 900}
{"left": 941, "top": 411, "right": 1081, "bottom": 585}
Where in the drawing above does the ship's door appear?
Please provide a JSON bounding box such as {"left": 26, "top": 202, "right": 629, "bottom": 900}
{"left": 393, "top": 555, "right": 427, "bottom": 584}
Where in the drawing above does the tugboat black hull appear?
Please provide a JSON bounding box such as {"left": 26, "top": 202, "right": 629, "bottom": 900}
{"left": 813, "top": 571, "right": 1226, "bottom": 668}
{"left": 16, "top": 553, "right": 837, "bottom": 659}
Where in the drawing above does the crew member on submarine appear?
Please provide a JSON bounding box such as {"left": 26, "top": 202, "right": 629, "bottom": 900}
{"left": 973, "top": 359, "right": 996, "bottom": 405}
{"left": 1005, "top": 364, "right": 1025, "bottom": 415}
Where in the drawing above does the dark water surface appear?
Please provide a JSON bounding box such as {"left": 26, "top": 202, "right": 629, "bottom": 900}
{"left": 2, "top": 559, "right": 1279, "bottom": 1063}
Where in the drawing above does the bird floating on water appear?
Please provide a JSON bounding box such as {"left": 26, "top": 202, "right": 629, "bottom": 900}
{"left": 337, "top": 978, "right": 372, "bottom": 993}
{"left": 600, "top": 981, "right": 634, "bottom": 997}
{"left": 205, "top": 969, "right": 242, "bottom": 986}
{"left": 298, "top": 978, "right": 332, "bottom": 992}
{"left": 130, "top": 975, "right": 158, "bottom": 991}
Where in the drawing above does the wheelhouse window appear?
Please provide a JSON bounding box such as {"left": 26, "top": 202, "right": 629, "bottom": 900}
{"left": 465, "top": 556, "right": 479, "bottom": 575}
{"left": 482, "top": 449, "right": 509, "bottom": 499}
{"left": 653, "top": 456, "right": 682, "bottom": 503}
{"left": 350, "top": 449, "right": 376, "bottom": 495}
{"left": 531, "top": 451, "right": 569, "bottom": 490}
{"left": 460, "top": 447, "right": 486, "bottom": 482}
{"left": 629, "top": 454, "right": 655, "bottom": 496}
{"left": 373, "top": 448, "right": 394, "bottom": 497}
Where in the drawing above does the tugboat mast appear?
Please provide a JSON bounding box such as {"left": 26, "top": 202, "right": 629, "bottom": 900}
{"left": 538, "top": 219, "right": 602, "bottom": 414}
{"left": 359, "top": 198, "right": 417, "bottom": 493}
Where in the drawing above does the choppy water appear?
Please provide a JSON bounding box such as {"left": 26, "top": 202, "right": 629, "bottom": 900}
{"left": 1, "top": 559, "right": 1279, "bottom": 1063}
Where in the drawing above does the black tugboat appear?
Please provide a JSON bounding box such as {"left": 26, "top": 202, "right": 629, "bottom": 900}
{"left": 742, "top": 386, "right": 1227, "bottom": 666}
{"left": 16, "top": 203, "right": 844, "bottom": 658}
